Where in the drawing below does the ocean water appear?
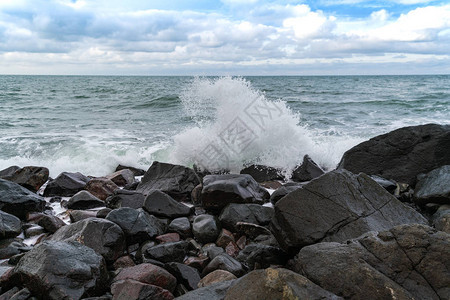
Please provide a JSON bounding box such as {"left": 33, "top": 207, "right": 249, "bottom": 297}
{"left": 0, "top": 75, "right": 449, "bottom": 178}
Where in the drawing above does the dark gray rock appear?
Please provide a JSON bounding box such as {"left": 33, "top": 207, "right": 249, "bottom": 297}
{"left": 67, "top": 190, "right": 105, "bottom": 210}
{"left": 143, "top": 241, "right": 189, "bottom": 263}
{"left": 414, "top": 165, "right": 450, "bottom": 205}
{"left": 271, "top": 169, "right": 427, "bottom": 253}
{"left": 51, "top": 217, "right": 125, "bottom": 261}
{"left": 338, "top": 124, "right": 450, "bottom": 186}
{"left": 203, "top": 244, "right": 225, "bottom": 260}
{"left": 105, "top": 189, "right": 145, "bottom": 209}
{"left": 136, "top": 161, "right": 200, "bottom": 202}
{"left": 164, "top": 262, "right": 201, "bottom": 291}
{"left": 239, "top": 165, "right": 282, "bottom": 182}
{"left": 0, "top": 239, "right": 30, "bottom": 259}
{"left": 105, "top": 208, "right": 164, "bottom": 244}
{"left": 236, "top": 244, "right": 287, "bottom": 270}
{"left": 292, "top": 155, "right": 325, "bottom": 182}
{"left": 43, "top": 172, "right": 90, "bottom": 197}
{"left": 224, "top": 268, "right": 341, "bottom": 300}
{"left": 192, "top": 214, "right": 220, "bottom": 244}
{"left": 36, "top": 214, "right": 65, "bottom": 233}
{"left": 111, "top": 279, "right": 174, "bottom": 300}
{"left": 3, "top": 166, "right": 49, "bottom": 193}
{"left": 69, "top": 210, "right": 98, "bottom": 223}
{"left": 11, "top": 241, "right": 108, "bottom": 300}
{"left": 85, "top": 177, "right": 119, "bottom": 201}
{"left": 6, "top": 287, "right": 31, "bottom": 300}
{"left": 201, "top": 174, "right": 269, "bottom": 212}
{"left": 175, "top": 280, "right": 235, "bottom": 300}
{"left": 219, "top": 203, "right": 273, "bottom": 232}
{"left": 0, "top": 179, "right": 46, "bottom": 219}
{"left": 168, "top": 217, "right": 191, "bottom": 238}
{"left": 115, "top": 164, "right": 146, "bottom": 176}
{"left": 0, "top": 211, "right": 21, "bottom": 238}
{"left": 433, "top": 205, "right": 450, "bottom": 233}
{"left": 143, "top": 190, "right": 192, "bottom": 218}
{"left": 0, "top": 166, "right": 20, "bottom": 179}
{"left": 370, "top": 175, "right": 398, "bottom": 193}
{"left": 294, "top": 224, "right": 450, "bottom": 300}
{"left": 202, "top": 253, "right": 245, "bottom": 277}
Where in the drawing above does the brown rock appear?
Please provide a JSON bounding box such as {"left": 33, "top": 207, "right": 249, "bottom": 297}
{"left": 198, "top": 270, "right": 237, "bottom": 288}
{"left": 113, "top": 255, "right": 136, "bottom": 270}
{"left": 111, "top": 279, "right": 174, "bottom": 300}
{"left": 85, "top": 177, "right": 118, "bottom": 200}
{"left": 106, "top": 169, "right": 135, "bottom": 187}
{"left": 225, "top": 241, "right": 240, "bottom": 257}
{"left": 216, "top": 229, "right": 235, "bottom": 248}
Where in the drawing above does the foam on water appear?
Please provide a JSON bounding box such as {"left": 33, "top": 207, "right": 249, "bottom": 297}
{"left": 170, "top": 77, "right": 362, "bottom": 176}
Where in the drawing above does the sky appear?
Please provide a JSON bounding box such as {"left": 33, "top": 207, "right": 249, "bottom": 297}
{"left": 0, "top": 0, "right": 449, "bottom": 75}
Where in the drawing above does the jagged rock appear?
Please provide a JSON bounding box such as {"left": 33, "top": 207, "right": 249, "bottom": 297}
{"left": 168, "top": 217, "right": 191, "bottom": 238}
{"left": 105, "top": 169, "right": 135, "bottom": 187}
{"left": 136, "top": 162, "right": 200, "bottom": 202}
{"left": 43, "top": 172, "right": 90, "bottom": 197}
{"left": 111, "top": 279, "right": 174, "bottom": 300}
{"left": 219, "top": 203, "right": 273, "bottom": 232}
{"left": 202, "top": 254, "right": 245, "bottom": 277}
{"left": 3, "top": 166, "right": 49, "bottom": 193}
{"left": 271, "top": 169, "right": 427, "bottom": 253}
{"left": 164, "top": 262, "right": 201, "bottom": 291}
{"left": 0, "top": 211, "right": 21, "bottom": 238}
{"left": 67, "top": 190, "right": 105, "bottom": 210}
{"left": 338, "top": 124, "right": 450, "bottom": 186}
{"left": 115, "top": 165, "right": 146, "bottom": 176}
{"left": 11, "top": 241, "right": 108, "bottom": 300}
{"left": 0, "top": 179, "right": 46, "bottom": 219}
{"left": 51, "top": 217, "right": 125, "bottom": 261}
{"left": 143, "top": 241, "right": 189, "bottom": 263}
{"left": 105, "top": 189, "right": 145, "bottom": 209}
{"left": 414, "top": 165, "right": 450, "bottom": 205}
{"left": 370, "top": 175, "right": 397, "bottom": 193}
{"left": 175, "top": 280, "right": 235, "bottom": 300}
{"left": 143, "top": 190, "right": 192, "bottom": 218}
{"left": 105, "top": 208, "right": 164, "bottom": 244}
{"left": 294, "top": 224, "right": 450, "bottom": 300}
{"left": 198, "top": 270, "right": 237, "bottom": 288}
{"left": 239, "top": 165, "right": 282, "bottom": 182}
{"left": 0, "top": 166, "right": 20, "bottom": 179}
{"left": 201, "top": 174, "right": 269, "bottom": 212}
{"left": 236, "top": 244, "right": 287, "bottom": 270}
{"left": 85, "top": 177, "right": 119, "bottom": 201}
{"left": 292, "top": 155, "right": 325, "bottom": 182}
{"left": 192, "top": 214, "right": 220, "bottom": 244}
{"left": 224, "top": 268, "right": 341, "bottom": 300}
{"left": 269, "top": 183, "right": 303, "bottom": 204}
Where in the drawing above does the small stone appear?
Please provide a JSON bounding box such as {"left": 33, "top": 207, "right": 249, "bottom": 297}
{"left": 184, "top": 256, "right": 209, "bottom": 271}
{"left": 164, "top": 262, "right": 201, "bottom": 291}
{"left": 156, "top": 233, "right": 181, "bottom": 244}
{"left": 202, "top": 253, "right": 245, "bottom": 277}
{"left": 144, "top": 241, "right": 189, "bottom": 263}
{"left": 113, "top": 255, "right": 136, "bottom": 270}
{"left": 225, "top": 241, "right": 240, "bottom": 257}
{"left": 216, "top": 229, "right": 235, "bottom": 249}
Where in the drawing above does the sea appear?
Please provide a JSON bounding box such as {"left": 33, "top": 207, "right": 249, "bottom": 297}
{"left": 1, "top": 75, "right": 449, "bottom": 179}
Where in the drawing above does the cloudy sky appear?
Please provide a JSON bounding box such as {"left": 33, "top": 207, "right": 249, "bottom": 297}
{"left": 1, "top": 0, "right": 449, "bottom": 75}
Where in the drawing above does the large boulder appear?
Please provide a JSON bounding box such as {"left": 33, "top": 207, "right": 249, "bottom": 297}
{"left": 201, "top": 174, "right": 270, "bottom": 212}
{"left": 43, "top": 172, "right": 91, "bottom": 197}
{"left": 414, "top": 165, "right": 450, "bottom": 205}
{"left": 106, "top": 189, "right": 146, "bottom": 209}
{"left": 67, "top": 190, "right": 105, "bottom": 210}
{"left": 338, "top": 124, "right": 450, "bottom": 186}
{"left": 50, "top": 217, "right": 125, "bottom": 261}
{"left": 219, "top": 203, "right": 273, "bottom": 232}
{"left": 294, "top": 224, "right": 450, "bottom": 300}
{"left": 2, "top": 166, "right": 49, "bottom": 193}
{"left": 271, "top": 169, "right": 427, "bottom": 253}
{"left": 0, "top": 211, "right": 21, "bottom": 238}
{"left": 143, "top": 190, "right": 192, "bottom": 218}
{"left": 224, "top": 268, "right": 341, "bottom": 300}
{"left": 11, "top": 241, "right": 108, "bottom": 300}
{"left": 136, "top": 162, "right": 200, "bottom": 202}
{"left": 0, "top": 179, "right": 46, "bottom": 219}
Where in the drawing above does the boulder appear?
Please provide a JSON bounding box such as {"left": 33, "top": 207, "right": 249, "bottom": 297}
{"left": 239, "top": 165, "right": 282, "bottom": 182}
{"left": 111, "top": 279, "right": 174, "bottom": 300}
{"left": 414, "top": 165, "right": 450, "bottom": 205}
{"left": 198, "top": 270, "right": 237, "bottom": 288}
{"left": 292, "top": 155, "right": 325, "bottom": 182}
{"left": 0, "top": 179, "right": 46, "bottom": 219}
{"left": 202, "top": 254, "right": 245, "bottom": 277}
{"left": 106, "top": 169, "right": 135, "bottom": 187}
{"left": 85, "top": 177, "right": 119, "bottom": 201}
{"left": 338, "top": 124, "right": 450, "bottom": 186}
{"left": 271, "top": 169, "right": 428, "bottom": 253}
{"left": 143, "top": 190, "right": 192, "bottom": 218}
{"left": 164, "top": 262, "right": 201, "bottom": 291}
{"left": 0, "top": 166, "right": 20, "bottom": 178}
{"left": 67, "top": 190, "right": 105, "bottom": 210}
{"left": 3, "top": 166, "right": 49, "bottom": 193}
{"left": 11, "top": 241, "right": 108, "bottom": 300}
{"left": 168, "top": 217, "right": 191, "bottom": 238}
{"left": 43, "top": 172, "right": 91, "bottom": 197}
{"left": 294, "top": 224, "right": 450, "bottom": 300}
{"left": 201, "top": 174, "right": 269, "bottom": 212}
{"left": 0, "top": 211, "right": 21, "bottom": 238}
{"left": 224, "top": 268, "right": 341, "bottom": 300}
{"left": 175, "top": 280, "right": 235, "bottom": 300}
{"left": 115, "top": 165, "right": 146, "bottom": 176}
{"left": 143, "top": 241, "right": 189, "bottom": 263}
{"left": 219, "top": 204, "right": 273, "bottom": 232}
{"left": 192, "top": 214, "right": 220, "bottom": 244}
{"left": 269, "top": 183, "right": 303, "bottom": 204}
{"left": 51, "top": 217, "right": 125, "bottom": 261}
{"left": 106, "top": 189, "right": 145, "bottom": 209}
{"left": 105, "top": 208, "right": 165, "bottom": 244}
{"left": 113, "top": 263, "right": 177, "bottom": 292}
{"left": 136, "top": 162, "right": 200, "bottom": 202}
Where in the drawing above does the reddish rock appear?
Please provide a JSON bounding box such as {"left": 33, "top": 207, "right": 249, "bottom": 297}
{"left": 113, "top": 263, "right": 177, "bottom": 292}
{"left": 225, "top": 241, "right": 240, "bottom": 257}
{"left": 216, "top": 229, "right": 235, "bottom": 249}
{"left": 5, "top": 166, "right": 49, "bottom": 193}
{"left": 236, "top": 236, "right": 247, "bottom": 250}
{"left": 85, "top": 177, "right": 118, "bottom": 200}
{"left": 106, "top": 169, "right": 135, "bottom": 187}
{"left": 156, "top": 233, "right": 181, "bottom": 244}
{"left": 184, "top": 256, "right": 209, "bottom": 271}
{"left": 113, "top": 255, "right": 136, "bottom": 270}
{"left": 111, "top": 279, "right": 174, "bottom": 300}
{"left": 198, "top": 270, "right": 237, "bottom": 288}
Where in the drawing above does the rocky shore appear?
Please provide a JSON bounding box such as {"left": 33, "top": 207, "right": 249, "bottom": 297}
{"left": 0, "top": 123, "right": 449, "bottom": 300}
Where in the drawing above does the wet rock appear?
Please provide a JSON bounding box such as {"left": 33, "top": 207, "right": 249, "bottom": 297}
{"left": 5, "top": 287, "right": 31, "bottom": 300}
{"left": 156, "top": 233, "right": 180, "bottom": 244}
{"left": 271, "top": 169, "right": 427, "bottom": 253}
{"left": 164, "top": 262, "right": 201, "bottom": 291}
{"left": 0, "top": 287, "right": 20, "bottom": 300}
{"left": 105, "top": 189, "right": 145, "bottom": 209}
{"left": 192, "top": 214, "right": 220, "bottom": 244}
{"left": 203, "top": 244, "right": 224, "bottom": 260}
{"left": 414, "top": 165, "right": 450, "bottom": 205}
{"left": 175, "top": 280, "right": 235, "bottom": 300}
{"left": 370, "top": 175, "right": 398, "bottom": 193}
{"left": 113, "top": 263, "right": 177, "bottom": 293}
{"left": 202, "top": 253, "right": 245, "bottom": 277}
{"left": 36, "top": 214, "right": 65, "bottom": 233}
{"left": 184, "top": 256, "right": 209, "bottom": 271}
{"left": 168, "top": 217, "right": 191, "bottom": 238}
{"left": 111, "top": 279, "right": 174, "bottom": 300}
{"left": 105, "top": 208, "right": 164, "bottom": 244}
{"left": 24, "top": 225, "right": 45, "bottom": 238}
{"left": 11, "top": 241, "right": 108, "bottom": 300}
{"left": 201, "top": 174, "right": 270, "bottom": 212}
{"left": 0, "top": 166, "right": 20, "bottom": 179}
{"left": 224, "top": 242, "right": 240, "bottom": 257}
{"left": 96, "top": 208, "right": 112, "bottom": 218}
{"left": 51, "top": 217, "right": 125, "bottom": 261}
{"left": 143, "top": 241, "right": 189, "bottom": 263}
{"left": 236, "top": 244, "right": 287, "bottom": 270}
{"left": 115, "top": 165, "right": 146, "bottom": 176}
{"left": 105, "top": 169, "right": 135, "bottom": 187}
{"left": 0, "top": 179, "right": 46, "bottom": 219}
{"left": 67, "top": 190, "right": 105, "bottom": 210}
{"left": 215, "top": 229, "right": 235, "bottom": 248}
{"left": 0, "top": 211, "right": 21, "bottom": 238}
{"left": 338, "top": 123, "right": 450, "bottom": 186}
{"left": 294, "top": 224, "right": 450, "bottom": 300}
{"left": 198, "top": 270, "right": 237, "bottom": 288}
{"left": 269, "top": 183, "right": 303, "bottom": 204}
{"left": 136, "top": 161, "right": 200, "bottom": 202}
{"left": 85, "top": 177, "right": 119, "bottom": 201}
{"left": 225, "top": 268, "right": 341, "bottom": 300}
{"left": 235, "top": 222, "right": 272, "bottom": 240}
{"left": 69, "top": 210, "right": 98, "bottom": 222}
{"left": 113, "top": 255, "right": 135, "bottom": 270}
{"left": 0, "top": 239, "right": 30, "bottom": 259}
{"left": 43, "top": 172, "right": 91, "bottom": 197}
{"left": 190, "top": 184, "right": 203, "bottom": 206}
{"left": 292, "top": 155, "right": 325, "bottom": 182}
{"left": 239, "top": 165, "right": 282, "bottom": 182}
{"left": 143, "top": 190, "right": 192, "bottom": 218}
{"left": 4, "top": 166, "right": 49, "bottom": 193}
{"left": 219, "top": 203, "right": 273, "bottom": 232}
